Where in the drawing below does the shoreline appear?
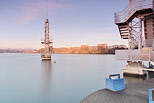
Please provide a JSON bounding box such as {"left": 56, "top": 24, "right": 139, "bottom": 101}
{"left": 80, "top": 78, "right": 154, "bottom": 103}
{"left": 0, "top": 53, "right": 115, "bottom": 55}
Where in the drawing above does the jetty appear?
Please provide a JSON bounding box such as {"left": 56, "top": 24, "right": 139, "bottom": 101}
{"left": 115, "top": 0, "right": 154, "bottom": 76}
{"left": 80, "top": 78, "right": 154, "bottom": 103}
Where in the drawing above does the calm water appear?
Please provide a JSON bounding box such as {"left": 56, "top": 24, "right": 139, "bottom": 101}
{"left": 0, "top": 54, "right": 153, "bottom": 103}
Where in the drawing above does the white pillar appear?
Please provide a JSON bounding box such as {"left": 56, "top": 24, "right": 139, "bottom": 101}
{"left": 139, "top": 18, "right": 142, "bottom": 49}
{"left": 128, "top": 22, "right": 132, "bottom": 50}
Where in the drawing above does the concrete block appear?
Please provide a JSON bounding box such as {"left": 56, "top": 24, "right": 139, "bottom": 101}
{"left": 149, "top": 89, "right": 154, "bottom": 103}
{"left": 106, "top": 78, "right": 125, "bottom": 91}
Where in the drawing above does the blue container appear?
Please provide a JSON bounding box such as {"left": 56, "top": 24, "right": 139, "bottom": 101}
{"left": 106, "top": 78, "right": 125, "bottom": 91}
{"left": 149, "top": 89, "right": 154, "bottom": 103}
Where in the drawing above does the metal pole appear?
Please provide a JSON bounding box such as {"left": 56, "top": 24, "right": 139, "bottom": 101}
{"left": 139, "top": 17, "right": 142, "bottom": 49}
{"left": 130, "top": 21, "right": 132, "bottom": 50}
{"left": 128, "top": 23, "right": 130, "bottom": 50}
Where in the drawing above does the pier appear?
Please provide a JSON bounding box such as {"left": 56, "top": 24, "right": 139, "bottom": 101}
{"left": 144, "top": 68, "right": 154, "bottom": 72}
{"left": 80, "top": 78, "right": 154, "bottom": 103}
{"left": 115, "top": 0, "right": 154, "bottom": 76}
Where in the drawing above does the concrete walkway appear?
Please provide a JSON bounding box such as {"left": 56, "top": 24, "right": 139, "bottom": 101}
{"left": 80, "top": 78, "right": 154, "bottom": 103}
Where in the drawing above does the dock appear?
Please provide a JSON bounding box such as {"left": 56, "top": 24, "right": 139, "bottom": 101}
{"left": 80, "top": 78, "right": 154, "bottom": 103}
{"left": 144, "top": 69, "right": 154, "bottom": 72}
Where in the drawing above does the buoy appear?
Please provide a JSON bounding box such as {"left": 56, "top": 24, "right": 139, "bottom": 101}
{"left": 54, "top": 61, "right": 56, "bottom": 63}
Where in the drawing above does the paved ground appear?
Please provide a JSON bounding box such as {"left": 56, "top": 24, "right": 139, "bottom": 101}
{"left": 80, "top": 78, "right": 154, "bottom": 103}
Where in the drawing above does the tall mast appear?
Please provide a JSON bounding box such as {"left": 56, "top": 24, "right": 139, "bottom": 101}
{"left": 41, "top": 6, "right": 53, "bottom": 60}
{"left": 46, "top": 6, "right": 48, "bottom": 19}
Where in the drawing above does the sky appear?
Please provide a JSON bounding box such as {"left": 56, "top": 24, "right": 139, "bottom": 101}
{"left": 0, "top": 0, "right": 128, "bottom": 49}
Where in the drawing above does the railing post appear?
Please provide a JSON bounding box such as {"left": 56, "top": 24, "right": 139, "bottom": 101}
{"left": 138, "top": 17, "right": 142, "bottom": 49}
{"left": 149, "top": 50, "right": 151, "bottom": 62}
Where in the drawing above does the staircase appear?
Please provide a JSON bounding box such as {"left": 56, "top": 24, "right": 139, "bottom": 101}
{"left": 115, "top": 0, "right": 153, "bottom": 39}
{"left": 118, "top": 24, "right": 139, "bottom": 48}
{"left": 118, "top": 25, "right": 129, "bottom": 39}
{"left": 115, "top": 0, "right": 153, "bottom": 49}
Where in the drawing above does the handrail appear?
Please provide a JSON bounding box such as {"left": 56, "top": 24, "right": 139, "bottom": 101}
{"left": 115, "top": 3, "right": 152, "bottom": 20}
{"left": 115, "top": 0, "right": 153, "bottom": 24}
{"left": 109, "top": 74, "right": 120, "bottom": 79}
{"left": 115, "top": 0, "right": 149, "bottom": 14}
{"left": 115, "top": 49, "right": 154, "bottom": 62}
{"left": 115, "top": 0, "right": 152, "bottom": 18}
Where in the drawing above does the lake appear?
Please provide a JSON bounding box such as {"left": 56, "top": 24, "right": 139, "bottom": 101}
{"left": 0, "top": 54, "right": 153, "bottom": 103}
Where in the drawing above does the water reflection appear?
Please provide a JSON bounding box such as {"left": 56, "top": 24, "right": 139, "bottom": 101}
{"left": 124, "top": 71, "right": 154, "bottom": 84}
{"left": 124, "top": 76, "right": 143, "bottom": 84}
{"left": 41, "top": 61, "right": 52, "bottom": 103}
{"left": 146, "top": 72, "right": 154, "bottom": 79}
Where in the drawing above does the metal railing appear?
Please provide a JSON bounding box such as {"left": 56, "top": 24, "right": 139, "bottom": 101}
{"left": 150, "top": 50, "right": 154, "bottom": 62}
{"left": 115, "top": 0, "right": 153, "bottom": 24}
{"left": 41, "top": 37, "right": 53, "bottom": 44}
{"left": 115, "top": 49, "right": 154, "bottom": 62}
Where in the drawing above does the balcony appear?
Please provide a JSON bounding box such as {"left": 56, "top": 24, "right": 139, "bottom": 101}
{"left": 41, "top": 37, "right": 53, "bottom": 44}
{"left": 114, "top": 0, "right": 153, "bottom": 24}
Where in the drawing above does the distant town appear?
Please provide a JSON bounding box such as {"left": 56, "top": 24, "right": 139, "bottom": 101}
{"left": 0, "top": 44, "right": 127, "bottom": 54}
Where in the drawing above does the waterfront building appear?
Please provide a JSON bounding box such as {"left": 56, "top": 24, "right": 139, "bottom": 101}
{"left": 89, "top": 46, "right": 97, "bottom": 54}
{"left": 72, "top": 47, "right": 81, "bottom": 54}
{"left": 97, "top": 44, "right": 107, "bottom": 54}
{"left": 107, "top": 45, "right": 127, "bottom": 54}
{"left": 81, "top": 45, "right": 89, "bottom": 54}
{"left": 52, "top": 47, "right": 66, "bottom": 54}
{"left": 65, "top": 46, "right": 72, "bottom": 54}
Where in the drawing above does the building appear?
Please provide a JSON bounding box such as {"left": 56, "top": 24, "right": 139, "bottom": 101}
{"left": 97, "top": 44, "right": 107, "bottom": 54}
{"left": 52, "top": 47, "right": 66, "bottom": 54}
{"left": 65, "top": 46, "right": 72, "bottom": 54}
{"left": 89, "top": 46, "right": 97, "bottom": 54}
{"left": 81, "top": 45, "right": 89, "bottom": 54}
{"left": 72, "top": 47, "right": 81, "bottom": 54}
{"left": 107, "top": 45, "right": 127, "bottom": 54}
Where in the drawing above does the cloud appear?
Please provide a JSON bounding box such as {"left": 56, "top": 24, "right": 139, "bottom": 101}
{"left": 9, "top": 6, "right": 41, "bottom": 24}
{"left": 22, "top": 7, "right": 41, "bottom": 21}
{"left": 33, "top": 1, "right": 64, "bottom": 11}
{"left": 13, "top": 18, "right": 28, "bottom": 25}
{"left": 9, "top": 0, "right": 71, "bottom": 24}
{"left": 57, "top": 0, "right": 71, "bottom": 2}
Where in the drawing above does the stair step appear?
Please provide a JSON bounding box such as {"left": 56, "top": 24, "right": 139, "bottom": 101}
{"left": 118, "top": 24, "right": 129, "bottom": 39}
{"left": 118, "top": 25, "right": 128, "bottom": 28}
{"left": 121, "top": 34, "right": 128, "bottom": 36}
{"left": 122, "top": 38, "right": 128, "bottom": 39}
{"left": 120, "top": 31, "right": 129, "bottom": 34}
{"left": 121, "top": 35, "right": 128, "bottom": 39}
{"left": 119, "top": 28, "right": 128, "bottom": 31}
{"left": 120, "top": 32, "right": 129, "bottom": 35}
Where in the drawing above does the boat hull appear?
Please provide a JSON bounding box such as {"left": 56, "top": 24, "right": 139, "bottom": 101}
{"left": 42, "top": 57, "right": 51, "bottom": 60}
{"left": 41, "top": 54, "right": 51, "bottom": 60}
